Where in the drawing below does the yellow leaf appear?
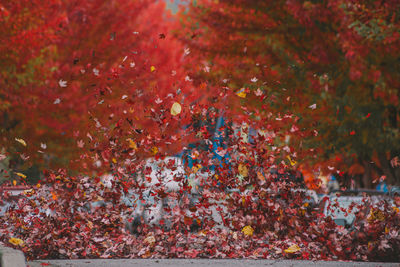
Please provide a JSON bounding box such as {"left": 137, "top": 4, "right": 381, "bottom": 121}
{"left": 9, "top": 237, "right": 24, "bottom": 246}
{"left": 198, "top": 230, "right": 207, "bottom": 237}
{"left": 112, "top": 158, "right": 117, "bottom": 164}
{"left": 238, "top": 164, "right": 248, "bottom": 177}
{"left": 284, "top": 244, "right": 301, "bottom": 253}
{"left": 23, "top": 189, "right": 34, "bottom": 195}
{"left": 151, "top": 146, "right": 158, "bottom": 155}
{"left": 257, "top": 171, "right": 265, "bottom": 181}
{"left": 12, "top": 180, "right": 17, "bottom": 186}
{"left": 150, "top": 66, "right": 156, "bottom": 72}
{"left": 191, "top": 164, "right": 201, "bottom": 173}
{"left": 287, "top": 155, "right": 297, "bottom": 166}
{"left": 242, "top": 225, "right": 254, "bottom": 236}
{"left": 36, "top": 183, "right": 41, "bottom": 188}
{"left": 236, "top": 88, "right": 247, "bottom": 98}
{"left": 51, "top": 192, "right": 58, "bottom": 200}
{"left": 15, "top": 172, "right": 26, "bottom": 179}
{"left": 127, "top": 138, "right": 137, "bottom": 150}
{"left": 15, "top": 138, "right": 27, "bottom": 146}
{"left": 170, "top": 102, "right": 182, "bottom": 116}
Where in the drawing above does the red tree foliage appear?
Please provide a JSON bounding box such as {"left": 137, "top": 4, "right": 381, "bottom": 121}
{"left": 0, "top": 0, "right": 202, "bottom": 174}
{"left": 0, "top": 0, "right": 399, "bottom": 263}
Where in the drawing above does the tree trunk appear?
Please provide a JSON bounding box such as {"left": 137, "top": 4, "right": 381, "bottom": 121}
{"left": 377, "top": 152, "right": 397, "bottom": 186}
{"left": 361, "top": 160, "right": 372, "bottom": 188}
{"left": 395, "top": 168, "right": 400, "bottom": 186}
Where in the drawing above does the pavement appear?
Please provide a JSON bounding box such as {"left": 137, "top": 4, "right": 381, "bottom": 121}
{"left": 0, "top": 246, "right": 398, "bottom": 267}
{"left": 27, "top": 259, "right": 400, "bottom": 267}
{"left": 0, "top": 245, "right": 26, "bottom": 267}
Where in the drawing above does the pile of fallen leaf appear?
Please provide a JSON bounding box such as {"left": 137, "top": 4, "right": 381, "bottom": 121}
{"left": 0, "top": 157, "right": 399, "bottom": 262}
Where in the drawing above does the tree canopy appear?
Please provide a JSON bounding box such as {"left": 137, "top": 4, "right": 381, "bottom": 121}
{"left": 177, "top": 0, "right": 400, "bottom": 186}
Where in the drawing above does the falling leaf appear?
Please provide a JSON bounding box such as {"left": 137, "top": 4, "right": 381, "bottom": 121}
{"left": 112, "top": 158, "right": 117, "bottom": 164}
{"left": 242, "top": 225, "right": 254, "bottom": 236}
{"left": 15, "top": 138, "right": 27, "bottom": 146}
{"left": 391, "top": 156, "right": 400, "bottom": 168}
{"left": 58, "top": 80, "right": 67, "bottom": 87}
{"left": 287, "top": 155, "right": 297, "bottom": 166}
{"left": 171, "top": 102, "right": 182, "bottom": 116}
{"left": 366, "top": 113, "right": 371, "bottom": 118}
{"left": 238, "top": 164, "right": 248, "bottom": 177}
{"left": 93, "top": 68, "right": 99, "bottom": 76}
{"left": 236, "top": 88, "right": 247, "bottom": 98}
{"left": 155, "top": 98, "right": 163, "bottom": 104}
{"left": 284, "top": 244, "right": 301, "bottom": 253}
{"left": 23, "top": 189, "right": 34, "bottom": 195}
{"left": 350, "top": 130, "right": 356, "bottom": 135}
{"left": 77, "top": 140, "right": 84, "bottom": 148}
{"left": 53, "top": 98, "right": 61, "bottom": 104}
{"left": 151, "top": 146, "right": 158, "bottom": 155}
{"left": 127, "top": 138, "right": 137, "bottom": 150}
{"left": 250, "top": 77, "right": 258, "bottom": 82}
{"left": 13, "top": 180, "right": 17, "bottom": 186}
{"left": 51, "top": 192, "right": 58, "bottom": 200}
{"left": 308, "top": 103, "right": 316, "bottom": 109}
{"left": 15, "top": 172, "right": 26, "bottom": 179}
{"left": 215, "top": 148, "right": 227, "bottom": 158}
{"left": 257, "top": 171, "right": 265, "bottom": 181}
{"left": 20, "top": 153, "right": 29, "bottom": 161}
{"left": 150, "top": 66, "right": 156, "bottom": 72}
{"left": 9, "top": 238, "right": 24, "bottom": 246}
{"left": 255, "top": 88, "right": 263, "bottom": 96}
{"left": 191, "top": 164, "right": 202, "bottom": 173}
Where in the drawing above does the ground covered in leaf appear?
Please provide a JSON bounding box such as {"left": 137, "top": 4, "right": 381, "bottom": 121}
{"left": 1, "top": 167, "right": 399, "bottom": 262}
